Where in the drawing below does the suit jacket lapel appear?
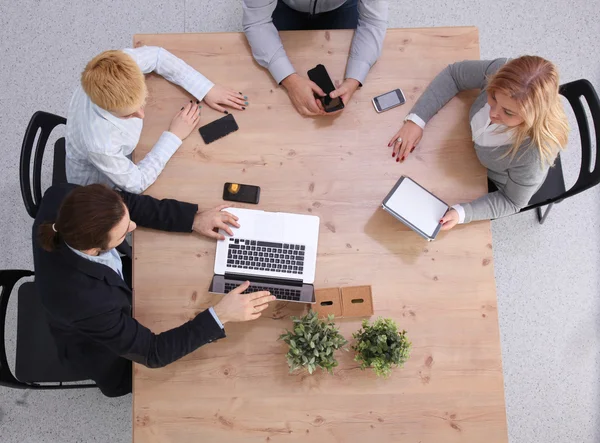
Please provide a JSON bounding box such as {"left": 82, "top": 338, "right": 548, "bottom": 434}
{"left": 116, "top": 240, "right": 132, "bottom": 259}
{"left": 58, "top": 241, "right": 131, "bottom": 292}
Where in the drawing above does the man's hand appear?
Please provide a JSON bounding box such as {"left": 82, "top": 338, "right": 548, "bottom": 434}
{"left": 330, "top": 78, "right": 360, "bottom": 108}
{"left": 169, "top": 100, "right": 201, "bottom": 140}
{"left": 192, "top": 205, "right": 240, "bottom": 240}
{"left": 281, "top": 73, "right": 326, "bottom": 117}
{"left": 213, "top": 281, "right": 277, "bottom": 324}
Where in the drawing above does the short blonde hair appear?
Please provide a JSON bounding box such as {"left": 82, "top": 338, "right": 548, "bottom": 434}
{"left": 81, "top": 50, "right": 147, "bottom": 112}
{"left": 487, "top": 56, "right": 570, "bottom": 166}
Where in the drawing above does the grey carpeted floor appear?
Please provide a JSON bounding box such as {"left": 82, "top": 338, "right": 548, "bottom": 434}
{"left": 1, "top": 1, "right": 599, "bottom": 442}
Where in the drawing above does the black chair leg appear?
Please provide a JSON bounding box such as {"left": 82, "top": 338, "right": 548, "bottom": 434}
{"left": 536, "top": 203, "right": 554, "bottom": 225}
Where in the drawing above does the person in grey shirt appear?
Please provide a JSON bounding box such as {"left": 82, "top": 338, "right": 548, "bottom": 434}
{"left": 388, "top": 56, "right": 570, "bottom": 229}
{"left": 242, "top": 0, "right": 388, "bottom": 117}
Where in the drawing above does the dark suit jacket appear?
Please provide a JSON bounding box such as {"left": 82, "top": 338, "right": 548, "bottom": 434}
{"left": 32, "top": 184, "right": 226, "bottom": 396}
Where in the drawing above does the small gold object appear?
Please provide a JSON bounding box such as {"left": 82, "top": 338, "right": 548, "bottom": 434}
{"left": 228, "top": 183, "right": 240, "bottom": 194}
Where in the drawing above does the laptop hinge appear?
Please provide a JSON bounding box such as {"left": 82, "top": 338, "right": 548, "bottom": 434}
{"left": 224, "top": 272, "right": 305, "bottom": 286}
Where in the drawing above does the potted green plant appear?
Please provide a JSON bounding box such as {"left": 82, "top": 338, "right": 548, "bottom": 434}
{"left": 352, "top": 318, "right": 411, "bottom": 378}
{"left": 279, "top": 311, "right": 347, "bottom": 374}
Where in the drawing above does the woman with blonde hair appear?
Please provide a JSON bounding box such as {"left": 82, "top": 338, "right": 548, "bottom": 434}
{"left": 388, "top": 56, "right": 570, "bottom": 230}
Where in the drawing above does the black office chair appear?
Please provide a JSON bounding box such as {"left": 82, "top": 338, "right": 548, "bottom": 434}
{"left": 20, "top": 111, "right": 68, "bottom": 218}
{"left": 520, "top": 79, "right": 600, "bottom": 224}
{"left": 0, "top": 270, "right": 96, "bottom": 390}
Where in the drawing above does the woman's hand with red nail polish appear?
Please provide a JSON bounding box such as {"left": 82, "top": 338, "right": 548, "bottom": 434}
{"left": 387, "top": 121, "right": 423, "bottom": 162}
{"left": 440, "top": 209, "right": 459, "bottom": 231}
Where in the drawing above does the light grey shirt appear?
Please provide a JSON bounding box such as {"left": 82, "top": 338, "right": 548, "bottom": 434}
{"left": 408, "top": 59, "right": 549, "bottom": 223}
{"left": 242, "top": 0, "right": 389, "bottom": 84}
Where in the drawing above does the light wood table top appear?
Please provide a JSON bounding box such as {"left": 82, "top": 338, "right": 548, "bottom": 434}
{"left": 132, "top": 27, "right": 507, "bottom": 443}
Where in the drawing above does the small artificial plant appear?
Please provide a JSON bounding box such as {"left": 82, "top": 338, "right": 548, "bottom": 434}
{"left": 279, "top": 311, "right": 348, "bottom": 374}
{"left": 352, "top": 317, "right": 411, "bottom": 378}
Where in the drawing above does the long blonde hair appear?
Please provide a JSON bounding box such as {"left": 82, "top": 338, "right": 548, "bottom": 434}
{"left": 487, "top": 56, "right": 570, "bottom": 166}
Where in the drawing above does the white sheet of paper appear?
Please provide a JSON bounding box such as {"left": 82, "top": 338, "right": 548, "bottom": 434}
{"left": 385, "top": 178, "right": 448, "bottom": 237}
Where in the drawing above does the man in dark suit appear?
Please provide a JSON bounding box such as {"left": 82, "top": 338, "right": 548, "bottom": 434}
{"left": 33, "top": 183, "right": 275, "bottom": 397}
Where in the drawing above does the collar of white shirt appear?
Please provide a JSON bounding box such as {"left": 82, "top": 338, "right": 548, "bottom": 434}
{"left": 470, "top": 103, "right": 514, "bottom": 147}
{"left": 66, "top": 242, "right": 123, "bottom": 279}
{"left": 92, "top": 99, "right": 142, "bottom": 135}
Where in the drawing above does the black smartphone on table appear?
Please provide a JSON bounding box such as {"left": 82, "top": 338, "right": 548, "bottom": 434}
{"left": 199, "top": 114, "right": 239, "bottom": 144}
{"left": 223, "top": 183, "right": 260, "bottom": 204}
{"left": 307, "top": 64, "right": 345, "bottom": 113}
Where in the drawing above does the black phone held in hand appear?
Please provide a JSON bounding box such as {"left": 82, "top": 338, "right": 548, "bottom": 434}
{"left": 223, "top": 183, "right": 260, "bottom": 205}
{"left": 307, "top": 64, "right": 345, "bottom": 113}
{"left": 199, "top": 114, "right": 239, "bottom": 144}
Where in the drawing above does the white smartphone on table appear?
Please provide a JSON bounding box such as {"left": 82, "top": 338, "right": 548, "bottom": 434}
{"left": 372, "top": 89, "right": 406, "bottom": 113}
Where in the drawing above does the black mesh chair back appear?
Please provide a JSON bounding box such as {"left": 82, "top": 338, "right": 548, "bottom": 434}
{"left": 20, "top": 111, "right": 68, "bottom": 218}
{"left": 0, "top": 270, "right": 95, "bottom": 390}
{"left": 521, "top": 79, "right": 600, "bottom": 223}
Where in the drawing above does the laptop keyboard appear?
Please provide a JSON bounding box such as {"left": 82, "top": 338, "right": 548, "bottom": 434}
{"left": 227, "top": 238, "right": 306, "bottom": 275}
{"left": 224, "top": 282, "right": 302, "bottom": 301}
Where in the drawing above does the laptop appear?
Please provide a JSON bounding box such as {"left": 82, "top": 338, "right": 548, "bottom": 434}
{"left": 209, "top": 207, "right": 320, "bottom": 303}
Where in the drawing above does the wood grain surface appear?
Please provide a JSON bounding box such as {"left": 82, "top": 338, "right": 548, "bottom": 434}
{"left": 132, "top": 27, "right": 507, "bottom": 443}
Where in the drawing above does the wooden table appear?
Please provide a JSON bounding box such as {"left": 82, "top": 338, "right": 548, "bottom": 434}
{"left": 132, "top": 27, "right": 507, "bottom": 443}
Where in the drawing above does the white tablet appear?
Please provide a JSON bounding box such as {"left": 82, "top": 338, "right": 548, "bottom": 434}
{"left": 381, "top": 176, "right": 449, "bottom": 241}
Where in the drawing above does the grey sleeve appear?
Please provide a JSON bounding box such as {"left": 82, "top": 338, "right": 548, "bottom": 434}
{"left": 345, "top": 0, "right": 389, "bottom": 84}
{"left": 242, "top": 0, "right": 295, "bottom": 84}
{"left": 410, "top": 58, "right": 508, "bottom": 124}
{"left": 462, "top": 160, "right": 548, "bottom": 223}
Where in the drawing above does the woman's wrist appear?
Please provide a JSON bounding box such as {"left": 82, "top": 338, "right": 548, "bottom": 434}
{"left": 451, "top": 205, "right": 466, "bottom": 224}
{"left": 404, "top": 113, "right": 426, "bottom": 129}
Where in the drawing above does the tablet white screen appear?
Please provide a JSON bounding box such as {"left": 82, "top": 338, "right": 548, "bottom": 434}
{"left": 385, "top": 178, "right": 448, "bottom": 237}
